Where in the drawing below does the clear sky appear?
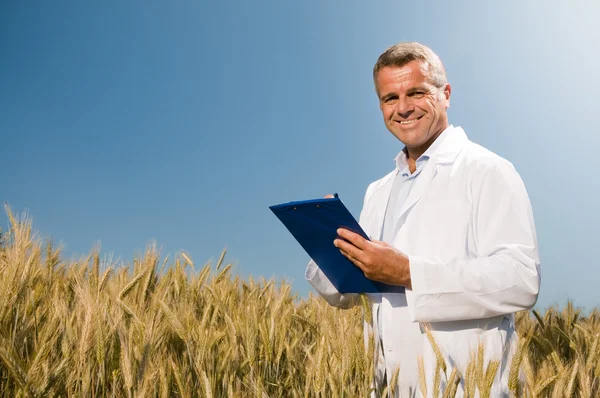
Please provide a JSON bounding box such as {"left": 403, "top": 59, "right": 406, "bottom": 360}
{"left": 2, "top": 1, "right": 599, "bottom": 311}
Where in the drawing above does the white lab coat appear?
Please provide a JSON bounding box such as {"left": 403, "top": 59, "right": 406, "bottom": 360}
{"left": 306, "top": 126, "right": 540, "bottom": 397}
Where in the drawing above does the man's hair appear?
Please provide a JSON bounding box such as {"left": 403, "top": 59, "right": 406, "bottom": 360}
{"left": 373, "top": 42, "right": 448, "bottom": 90}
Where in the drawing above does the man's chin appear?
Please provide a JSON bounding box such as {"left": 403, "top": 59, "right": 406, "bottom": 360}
{"left": 392, "top": 130, "right": 424, "bottom": 146}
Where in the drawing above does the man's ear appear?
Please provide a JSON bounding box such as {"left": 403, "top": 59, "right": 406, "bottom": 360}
{"left": 443, "top": 83, "right": 451, "bottom": 108}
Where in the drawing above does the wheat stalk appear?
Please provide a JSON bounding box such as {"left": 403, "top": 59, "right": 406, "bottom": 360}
{"left": 508, "top": 333, "right": 529, "bottom": 394}
{"left": 418, "top": 356, "right": 428, "bottom": 397}
{"left": 442, "top": 367, "right": 460, "bottom": 398}
{"left": 118, "top": 269, "right": 147, "bottom": 300}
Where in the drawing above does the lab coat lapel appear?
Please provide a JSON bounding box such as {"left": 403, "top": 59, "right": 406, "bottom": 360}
{"left": 368, "top": 172, "right": 395, "bottom": 241}
{"left": 395, "top": 126, "right": 469, "bottom": 221}
{"left": 396, "top": 159, "right": 437, "bottom": 221}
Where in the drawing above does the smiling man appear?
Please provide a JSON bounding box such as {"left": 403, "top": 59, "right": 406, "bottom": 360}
{"left": 306, "top": 42, "right": 541, "bottom": 397}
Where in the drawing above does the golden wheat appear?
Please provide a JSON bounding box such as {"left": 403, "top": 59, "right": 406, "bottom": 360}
{"left": 0, "top": 207, "right": 599, "bottom": 397}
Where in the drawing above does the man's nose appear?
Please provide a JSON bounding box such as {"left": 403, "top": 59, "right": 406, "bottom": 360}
{"left": 395, "top": 96, "right": 414, "bottom": 117}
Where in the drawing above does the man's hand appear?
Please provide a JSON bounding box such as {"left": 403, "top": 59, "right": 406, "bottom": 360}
{"left": 334, "top": 228, "right": 412, "bottom": 289}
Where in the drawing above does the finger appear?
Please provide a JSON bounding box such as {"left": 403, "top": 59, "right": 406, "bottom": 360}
{"left": 370, "top": 239, "right": 390, "bottom": 248}
{"left": 339, "top": 248, "right": 365, "bottom": 270}
{"left": 324, "top": 194, "right": 334, "bottom": 198}
{"left": 333, "top": 238, "right": 353, "bottom": 254}
{"left": 337, "top": 228, "right": 368, "bottom": 250}
{"left": 334, "top": 238, "right": 364, "bottom": 263}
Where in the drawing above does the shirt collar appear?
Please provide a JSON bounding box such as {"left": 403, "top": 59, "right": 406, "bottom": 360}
{"left": 393, "top": 125, "right": 455, "bottom": 172}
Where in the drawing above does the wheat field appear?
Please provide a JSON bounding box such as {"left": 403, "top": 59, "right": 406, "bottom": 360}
{"left": 0, "top": 207, "right": 599, "bottom": 397}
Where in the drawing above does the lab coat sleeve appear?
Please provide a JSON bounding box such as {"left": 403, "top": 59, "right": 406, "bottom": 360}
{"left": 305, "top": 259, "right": 359, "bottom": 309}
{"left": 406, "top": 160, "right": 541, "bottom": 322}
{"left": 305, "top": 183, "right": 376, "bottom": 309}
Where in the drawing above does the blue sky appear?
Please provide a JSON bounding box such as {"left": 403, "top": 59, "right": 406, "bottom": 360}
{"left": 2, "top": 1, "right": 599, "bottom": 311}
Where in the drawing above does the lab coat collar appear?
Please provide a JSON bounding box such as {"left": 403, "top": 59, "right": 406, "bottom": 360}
{"left": 428, "top": 125, "right": 468, "bottom": 164}
{"left": 371, "top": 125, "right": 469, "bottom": 239}
{"left": 393, "top": 125, "right": 466, "bottom": 171}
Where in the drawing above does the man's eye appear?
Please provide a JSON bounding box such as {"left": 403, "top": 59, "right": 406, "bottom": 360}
{"left": 410, "top": 92, "right": 425, "bottom": 98}
{"left": 384, "top": 97, "right": 398, "bottom": 104}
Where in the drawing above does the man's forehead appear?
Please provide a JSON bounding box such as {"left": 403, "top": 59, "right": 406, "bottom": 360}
{"left": 377, "top": 64, "right": 431, "bottom": 91}
{"left": 383, "top": 66, "right": 416, "bottom": 80}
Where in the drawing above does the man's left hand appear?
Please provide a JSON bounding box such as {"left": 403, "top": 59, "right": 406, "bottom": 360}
{"left": 334, "top": 228, "right": 412, "bottom": 289}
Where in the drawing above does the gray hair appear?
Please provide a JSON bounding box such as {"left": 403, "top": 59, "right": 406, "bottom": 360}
{"left": 373, "top": 42, "right": 448, "bottom": 90}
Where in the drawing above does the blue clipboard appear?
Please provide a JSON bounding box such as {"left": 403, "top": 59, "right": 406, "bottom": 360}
{"left": 269, "top": 195, "right": 405, "bottom": 293}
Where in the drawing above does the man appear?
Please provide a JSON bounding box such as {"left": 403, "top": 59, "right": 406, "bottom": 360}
{"left": 306, "top": 42, "right": 540, "bottom": 397}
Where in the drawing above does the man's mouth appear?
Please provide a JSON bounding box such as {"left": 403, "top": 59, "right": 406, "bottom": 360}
{"left": 397, "top": 115, "right": 424, "bottom": 125}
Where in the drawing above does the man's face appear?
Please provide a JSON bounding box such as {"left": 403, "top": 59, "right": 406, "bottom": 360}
{"left": 376, "top": 61, "right": 451, "bottom": 157}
